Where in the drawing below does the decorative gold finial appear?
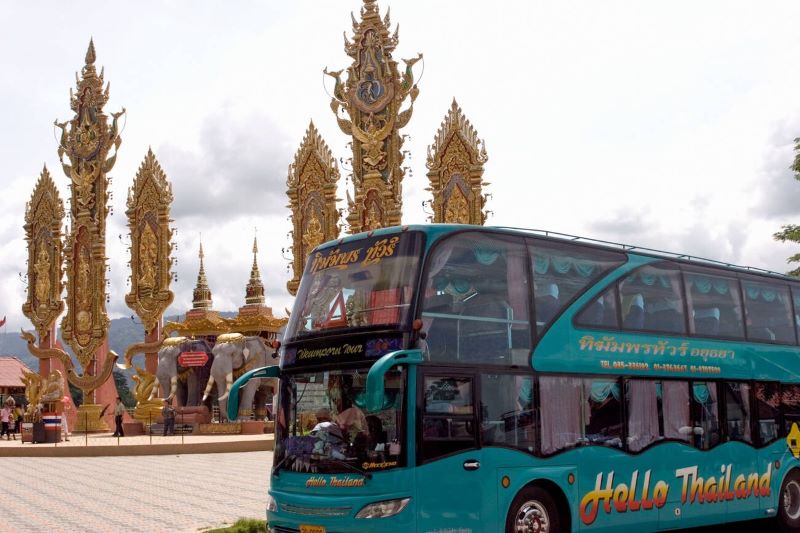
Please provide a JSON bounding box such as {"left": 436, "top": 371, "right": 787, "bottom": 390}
{"left": 245, "top": 231, "right": 266, "bottom": 306}
{"left": 192, "top": 237, "right": 212, "bottom": 310}
{"left": 85, "top": 38, "right": 96, "bottom": 65}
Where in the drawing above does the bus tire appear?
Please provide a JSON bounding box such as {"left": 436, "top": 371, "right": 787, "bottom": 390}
{"left": 779, "top": 469, "right": 800, "bottom": 532}
{"left": 505, "top": 485, "right": 562, "bottom": 533}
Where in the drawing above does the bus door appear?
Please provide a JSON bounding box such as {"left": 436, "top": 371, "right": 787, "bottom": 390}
{"left": 415, "top": 369, "right": 484, "bottom": 532}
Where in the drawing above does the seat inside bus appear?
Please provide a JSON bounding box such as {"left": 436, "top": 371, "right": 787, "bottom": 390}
{"left": 693, "top": 307, "right": 720, "bottom": 335}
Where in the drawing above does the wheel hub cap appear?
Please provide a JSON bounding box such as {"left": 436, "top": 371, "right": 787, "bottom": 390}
{"left": 515, "top": 500, "right": 550, "bottom": 533}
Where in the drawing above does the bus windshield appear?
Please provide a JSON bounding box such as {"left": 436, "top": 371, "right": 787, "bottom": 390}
{"left": 274, "top": 367, "right": 406, "bottom": 475}
{"left": 285, "top": 232, "right": 423, "bottom": 341}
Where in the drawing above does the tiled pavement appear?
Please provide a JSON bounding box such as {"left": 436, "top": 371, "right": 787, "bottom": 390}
{"left": 0, "top": 451, "right": 272, "bottom": 533}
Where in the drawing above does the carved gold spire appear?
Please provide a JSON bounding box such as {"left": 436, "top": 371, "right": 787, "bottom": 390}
{"left": 125, "top": 148, "right": 174, "bottom": 334}
{"left": 325, "top": 0, "right": 422, "bottom": 234}
{"left": 286, "top": 121, "right": 341, "bottom": 295}
{"left": 22, "top": 165, "right": 66, "bottom": 340}
{"left": 426, "top": 99, "right": 489, "bottom": 225}
{"left": 58, "top": 39, "right": 125, "bottom": 370}
{"left": 245, "top": 233, "right": 265, "bottom": 306}
{"left": 192, "top": 239, "right": 213, "bottom": 310}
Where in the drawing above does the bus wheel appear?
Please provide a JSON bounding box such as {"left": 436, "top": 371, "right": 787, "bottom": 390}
{"left": 779, "top": 470, "right": 800, "bottom": 532}
{"left": 505, "top": 486, "right": 562, "bottom": 533}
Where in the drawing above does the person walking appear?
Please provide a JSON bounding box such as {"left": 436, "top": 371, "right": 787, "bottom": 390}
{"left": 112, "top": 397, "right": 125, "bottom": 437}
{"left": 162, "top": 399, "right": 176, "bottom": 436}
{"left": 13, "top": 404, "right": 22, "bottom": 439}
{"left": 0, "top": 401, "right": 12, "bottom": 440}
{"left": 61, "top": 397, "right": 70, "bottom": 442}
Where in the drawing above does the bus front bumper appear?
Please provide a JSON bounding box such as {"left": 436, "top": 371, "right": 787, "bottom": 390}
{"left": 267, "top": 491, "right": 415, "bottom": 533}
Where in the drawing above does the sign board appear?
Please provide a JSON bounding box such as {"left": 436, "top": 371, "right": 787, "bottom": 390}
{"left": 179, "top": 351, "right": 209, "bottom": 367}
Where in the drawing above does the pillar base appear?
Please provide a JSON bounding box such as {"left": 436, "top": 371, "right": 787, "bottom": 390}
{"left": 74, "top": 404, "right": 110, "bottom": 432}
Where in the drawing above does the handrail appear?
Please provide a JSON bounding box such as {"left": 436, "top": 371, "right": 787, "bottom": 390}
{"left": 491, "top": 226, "right": 788, "bottom": 278}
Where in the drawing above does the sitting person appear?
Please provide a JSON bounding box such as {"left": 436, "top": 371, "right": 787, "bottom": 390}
{"left": 335, "top": 400, "right": 368, "bottom": 443}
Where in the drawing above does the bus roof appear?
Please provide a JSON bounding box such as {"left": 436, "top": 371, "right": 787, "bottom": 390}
{"left": 314, "top": 224, "right": 794, "bottom": 282}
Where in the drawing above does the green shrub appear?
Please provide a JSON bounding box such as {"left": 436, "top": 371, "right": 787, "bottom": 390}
{"left": 203, "top": 518, "right": 267, "bottom": 533}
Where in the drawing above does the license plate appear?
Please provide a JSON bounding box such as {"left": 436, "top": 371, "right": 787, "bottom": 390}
{"left": 300, "top": 525, "right": 326, "bottom": 533}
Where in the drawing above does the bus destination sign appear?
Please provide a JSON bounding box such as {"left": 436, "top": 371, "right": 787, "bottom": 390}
{"left": 283, "top": 335, "right": 403, "bottom": 367}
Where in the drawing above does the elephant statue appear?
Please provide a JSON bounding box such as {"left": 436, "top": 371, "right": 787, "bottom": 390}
{"left": 203, "top": 333, "right": 278, "bottom": 421}
{"left": 155, "top": 337, "right": 214, "bottom": 407}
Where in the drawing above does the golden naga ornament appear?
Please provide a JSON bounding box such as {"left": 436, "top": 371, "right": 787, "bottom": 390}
{"left": 426, "top": 99, "right": 490, "bottom": 225}
{"left": 22, "top": 165, "right": 66, "bottom": 339}
{"left": 125, "top": 148, "right": 175, "bottom": 334}
{"left": 286, "top": 121, "right": 341, "bottom": 295}
{"left": 56, "top": 39, "right": 123, "bottom": 384}
{"left": 324, "top": 0, "right": 422, "bottom": 234}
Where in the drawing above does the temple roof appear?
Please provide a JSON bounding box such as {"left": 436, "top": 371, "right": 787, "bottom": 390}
{"left": 0, "top": 357, "right": 33, "bottom": 389}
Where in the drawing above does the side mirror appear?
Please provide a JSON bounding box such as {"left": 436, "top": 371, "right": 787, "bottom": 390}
{"left": 365, "top": 349, "right": 423, "bottom": 413}
{"left": 227, "top": 365, "right": 281, "bottom": 421}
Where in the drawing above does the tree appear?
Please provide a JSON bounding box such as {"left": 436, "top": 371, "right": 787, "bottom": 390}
{"left": 113, "top": 369, "right": 135, "bottom": 408}
{"left": 774, "top": 137, "right": 800, "bottom": 277}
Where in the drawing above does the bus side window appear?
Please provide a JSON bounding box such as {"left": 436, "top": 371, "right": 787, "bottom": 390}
{"left": 421, "top": 376, "right": 477, "bottom": 462}
{"left": 684, "top": 270, "right": 744, "bottom": 339}
{"left": 421, "top": 232, "right": 531, "bottom": 365}
{"left": 626, "top": 379, "right": 661, "bottom": 452}
{"left": 575, "top": 287, "right": 619, "bottom": 328}
{"left": 618, "top": 263, "right": 685, "bottom": 335}
{"left": 755, "top": 382, "right": 780, "bottom": 445}
{"left": 743, "top": 280, "right": 795, "bottom": 344}
{"left": 782, "top": 384, "right": 800, "bottom": 436}
{"left": 528, "top": 239, "right": 625, "bottom": 334}
{"left": 479, "top": 374, "right": 535, "bottom": 453}
{"left": 661, "top": 381, "right": 691, "bottom": 443}
{"left": 722, "top": 382, "right": 751, "bottom": 444}
{"left": 690, "top": 382, "right": 720, "bottom": 450}
{"left": 539, "top": 376, "right": 622, "bottom": 454}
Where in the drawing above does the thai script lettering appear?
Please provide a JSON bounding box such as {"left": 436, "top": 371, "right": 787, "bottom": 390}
{"left": 362, "top": 236, "right": 400, "bottom": 266}
{"left": 579, "top": 335, "right": 735, "bottom": 360}
{"left": 310, "top": 248, "right": 361, "bottom": 274}
{"left": 580, "top": 463, "right": 772, "bottom": 526}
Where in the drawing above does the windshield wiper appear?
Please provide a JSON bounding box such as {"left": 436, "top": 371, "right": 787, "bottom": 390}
{"left": 319, "top": 458, "right": 373, "bottom": 479}
{"left": 271, "top": 453, "right": 297, "bottom": 477}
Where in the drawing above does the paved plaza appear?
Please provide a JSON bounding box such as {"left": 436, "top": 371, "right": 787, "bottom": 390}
{"left": 1, "top": 451, "right": 272, "bottom": 533}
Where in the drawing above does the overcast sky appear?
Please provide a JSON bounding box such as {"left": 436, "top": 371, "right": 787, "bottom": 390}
{"left": 2, "top": 0, "right": 800, "bottom": 332}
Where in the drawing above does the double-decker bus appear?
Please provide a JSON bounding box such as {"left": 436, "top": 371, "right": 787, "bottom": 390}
{"left": 229, "top": 224, "right": 800, "bottom": 532}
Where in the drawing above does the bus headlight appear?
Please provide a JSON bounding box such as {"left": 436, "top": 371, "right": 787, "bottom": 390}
{"left": 355, "top": 497, "right": 410, "bottom": 519}
{"left": 267, "top": 495, "right": 277, "bottom": 512}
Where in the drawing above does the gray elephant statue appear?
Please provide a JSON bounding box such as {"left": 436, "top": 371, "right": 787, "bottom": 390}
{"left": 203, "top": 333, "right": 278, "bottom": 421}
{"left": 155, "top": 337, "right": 213, "bottom": 407}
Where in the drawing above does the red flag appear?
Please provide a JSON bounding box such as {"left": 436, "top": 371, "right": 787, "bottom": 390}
{"left": 0, "top": 316, "right": 5, "bottom": 328}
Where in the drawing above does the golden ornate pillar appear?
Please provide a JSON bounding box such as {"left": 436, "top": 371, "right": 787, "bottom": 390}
{"left": 121, "top": 149, "right": 174, "bottom": 419}
{"left": 21, "top": 166, "right": 71, "bottom": 400}
{"left": 286, "top": 121, "right": 341, "bottom": 295}
{"left": 22, "top": 166, "right": 65, "bottom": 341}
{"left": 55, "top": 39, "right": 124, "bottom": 431}
{"left": 325, "top": 0, "right": 422, "bottom": 234}
{"left": 426, "top": 99, "right": 489, "bottom": 225}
